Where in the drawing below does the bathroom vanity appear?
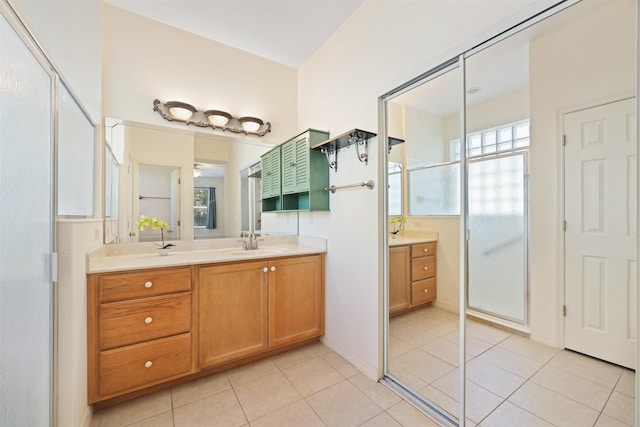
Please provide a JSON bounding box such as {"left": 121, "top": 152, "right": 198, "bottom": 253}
{"left": 389, "top": 236, "right": 438, "bottom": 316}
{"left": 86, "top": 237, "right": 325, "bottom": 406}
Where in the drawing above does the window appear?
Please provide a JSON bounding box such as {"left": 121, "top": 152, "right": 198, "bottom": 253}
{"left": 194, "top": 187, "right": 216, "bottom": 229}
{"left": 450, "top": 119, "right": 529, "bottom": 161}
{"left": 388, "top": 162, "right": 403, "bottom": 216}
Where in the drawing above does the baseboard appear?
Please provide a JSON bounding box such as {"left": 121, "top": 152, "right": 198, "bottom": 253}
{"left": 81, "top": 406, "right": 93, "bottom": 427}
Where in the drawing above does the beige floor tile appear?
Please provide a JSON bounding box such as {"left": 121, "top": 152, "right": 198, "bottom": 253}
{"left": 97, "top": 389, "right": 172, "bottom": 427}
{"left": 418, "top": 385, "right": 460, "bottom": 419}
{"left": 89, "top": 410, "right": 101, "bottom": 427}
{"left": 349, "top": 373, "right": 402, "bottom": 410}
{"left": 271, "top": 345, "right": 318, "bottom": 370}
{"left": 615, "top": 370, "right": 636, "bottom": 397}
{"left": 529, "top": 364, "right": 611, "bottom": 410}
{"left": 282, "top": 357, "right": 344, "bottom": 397}
{"left": 173, "top": 389, "right": 246, "bottom": 427}
{"left": 388, "top": 335, "right": 415, "bottom": 359}
{"left": 387, "top": 362, "right": 429, "bottom": 391}
{"left": 171, "top": 372, "right": 231, "bottom": 408}
{"left": 234, "top": 371, "right": 301, "bottom": 421}
{"left": 547, "top": 350, "right": 623, "bottom": 389}
{"left": 360, "top": 412, "right": 403, "bottom": 427}
{"left": 385, "top": 400, "right": 440, "bottom": 426}
{"left": 226, "top": 358, "right": 280, "bottom": 387}
{"left": 306, "top": 341, "right": 334, "bottom": 359}
{"left": 602, "top": 391, "right": 635, "bottom": 426}
{"left": 463, "top": 381, "right": 504, "bottom": 424}
{"left": 466, "top": 359, "right": 526, "bottom": 398}
{"left": 321, "top": 350, "right": 361, "bottom": 378}
{"left": 411, "top": 317, "right": 458, "bottom": 337}
{"left": 442, "top": 331, "right": 494, "bottom": 357}
{"left": 595, "top": 413, "right": 634, "bottom": 427}
{"left": 424, "top": 307, "right": 459, "bottom": 322}
{"left": 476, "top": 346, "right": 543, "bottom": 379}
{"left": 479, "top": 401, "right": 552, "bottom": 427}
{"left": 430, "top": 368, "right": 461, "bottom": 401}
{"left": 306, "top": 380, "right": 382, "bottom": 426}
{"left": 420, "top": 338, "right": 461, "bottom": 366}
{"left": 509, "top": 382, "right": 599, "bottom": 426}
{"left": 495, "top": 335, "right": 559, "bottom": 363}
{"left": 466, "top": 322, "right": 511, "bottom": 345}
{"left": 392, "top": 349, "right": 455, "bottom": 384}
{"left": 249, "top": 399, "right": 323, "bottom": 427}
{"left": 126, "top": 411, "right": 174, "bottom": 427}
{"left": 389, "top": 322, "right": 439, "bottom": 347}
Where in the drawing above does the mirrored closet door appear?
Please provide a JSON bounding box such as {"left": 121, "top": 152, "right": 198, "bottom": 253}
{"left": 383, "top": 1, "right": 637, "bottom": 425}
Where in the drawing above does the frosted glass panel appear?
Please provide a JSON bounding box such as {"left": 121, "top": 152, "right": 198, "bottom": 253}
{"left": 468, "top": 154, "right": 526, "bottom": 322}
{"left": 58, "top": 81, "right": 94, "bottom": 215}
{"left": 0, "top": 13, "right": 52, "bottom": 426}
{"left": 408, "top": 163, "right": 460, "bottom": 216}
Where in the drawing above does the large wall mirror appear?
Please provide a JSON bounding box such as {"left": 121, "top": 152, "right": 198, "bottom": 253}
{"left": 103, "top": 119, "right": 294, "bottom": 244}
{"left": 383, "top": 0, "right": 637, "bottom": 425}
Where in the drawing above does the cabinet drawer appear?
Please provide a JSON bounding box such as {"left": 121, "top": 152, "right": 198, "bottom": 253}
{"left": 99, "top": 293, "right": 192, "bottom": 350}
{"left": 411, "top": 278, "right": 436, "bottom": 305}
{"left": 411, "top": 256, "right": 436, "bottom": 281}
{"left": 99, "top": 333, "right": 193, "bottom": 397}
{"left": 98, "top": 268, "right": 191, "bottom": 303}
{"left": 411, "top": 242, "right": 436, "bottom": 258}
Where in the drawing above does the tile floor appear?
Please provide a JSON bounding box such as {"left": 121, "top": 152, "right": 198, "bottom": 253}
{"left": 389, "top": 306, "right": 636, "bottom": 426}
{"left": 90, "top": 305, "right": 635, "bottom": 427}
{"left": 89, "top": 341, "right": 439, "bottom": 427}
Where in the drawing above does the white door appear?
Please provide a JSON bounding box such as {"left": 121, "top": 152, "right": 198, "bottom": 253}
{"left": 170, "top": 168, "right": 181, "bottom": 240}
{"left": 564, "top": 97, "right": 637, "bottom": 369}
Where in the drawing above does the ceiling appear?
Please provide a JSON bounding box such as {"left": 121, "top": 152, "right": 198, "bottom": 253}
{"left": 103, "top": 0, "right": 365, "bottom": 68}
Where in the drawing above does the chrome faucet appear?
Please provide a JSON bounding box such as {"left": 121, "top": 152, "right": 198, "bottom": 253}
{"left": 238, "top": 232, "right": 263, "bottom": 250}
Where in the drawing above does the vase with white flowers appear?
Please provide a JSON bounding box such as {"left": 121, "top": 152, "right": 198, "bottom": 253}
{"left": 136, "top": 215, "right": 175, "bottom": 254}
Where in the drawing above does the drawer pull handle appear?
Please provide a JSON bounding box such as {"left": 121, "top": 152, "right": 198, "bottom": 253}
{"left": 263, "top": 267, "right": 268, "bottom": 273}
{"left": 423, "top": 248, "right": 429, "bottom": 253}
{"left": 144, "top": 281, "right": 153, "bottom": 289}
{"left": 423, "top": 267, "right": 428, "bottom": 271}
{"left": 423, "top": 289, "right": 429, "bottom": 294}
{"left": 144, "top": 361, "right": 153, "bottom": 368}
{"left": 144, "top": 317, "right": 153, "bottom": 324}
{"left": 271, "top": 266, "right": 276, "bottom": 272}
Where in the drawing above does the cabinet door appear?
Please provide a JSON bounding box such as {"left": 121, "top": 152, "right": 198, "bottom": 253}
{"left": 199, "top": 262, "right": 268, "bottom": 368}
{"left": 293, "top": 135, "right": 310, "bottom": 193}
{"left": 389, "top": 246, "right": 410, "bottom": 314}
{"left": 268, "top": 255, "right": 324, "bottom": 348}
{"left": 260, "top": 153, "right": 271, "bottom": 198}
{"left": 261, "top": 148, "right": 281, "bottom": 199}
{"left": 281, "top": 138, "right": 296, "bottom": 194}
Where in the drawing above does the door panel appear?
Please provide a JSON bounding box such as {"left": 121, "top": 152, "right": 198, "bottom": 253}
{"left": 564, "top": 97, "right": 637, "bottom": 369}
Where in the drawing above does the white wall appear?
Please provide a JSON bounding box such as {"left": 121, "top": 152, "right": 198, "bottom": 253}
{"left": 298, "top": 0, "right": 559, "bottom": 379}
{"left": 102, "top": 3, "right": 298, "bottom": 146}
{"left": 529, "top": 0, "right": 636, "bottom": 346}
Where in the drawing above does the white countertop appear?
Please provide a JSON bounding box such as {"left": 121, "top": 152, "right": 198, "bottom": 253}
{"left": 388, "top": 231, "right": 438, "bottom": 247}
{"left": 87, "top": 235, "right": 326, "bottom": 274}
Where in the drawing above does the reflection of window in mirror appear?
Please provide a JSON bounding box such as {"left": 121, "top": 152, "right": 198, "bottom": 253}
{"left": 194, "top": 187, "right": 216, "bottom": 229}
{"left": 388, "top": 162, "right": 403, "bottom": 216}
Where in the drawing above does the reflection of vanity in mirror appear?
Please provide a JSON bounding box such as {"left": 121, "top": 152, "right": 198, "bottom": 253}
{"left": 383, "top": 0, "right": 637, "bottom": 424}
{"left": 103, "top": 118, "right": 290, "bottom": 244}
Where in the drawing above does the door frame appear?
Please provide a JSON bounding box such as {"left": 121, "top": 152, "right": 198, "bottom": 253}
{"left": 560, "top": 92, "right": 637, "bottom": 351}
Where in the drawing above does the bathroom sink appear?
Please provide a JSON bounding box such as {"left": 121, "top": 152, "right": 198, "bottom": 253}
{"left": 221, "top": 247, "right": 288, "bottom": 257}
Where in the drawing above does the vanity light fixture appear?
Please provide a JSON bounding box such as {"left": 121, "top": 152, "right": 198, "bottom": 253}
{"left": 153, "top": 99, "right": 271, "bottom": 137}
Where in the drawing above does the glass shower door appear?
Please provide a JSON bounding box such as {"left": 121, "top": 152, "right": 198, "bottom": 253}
{"left": 467, "top": 152, "right": 527, "bottom": 323}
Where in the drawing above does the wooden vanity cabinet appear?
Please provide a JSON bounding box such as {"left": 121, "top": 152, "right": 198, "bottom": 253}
{"left": 87, "top": 267, "right": 197, "bottom": 404}
{"left": 389, "top": 241, "right": 437, "bottom": 316}
{"left": 389, "top": 246, "right": 410, "bottom": 315}
{"left": 198, "top": 254, "right": 325, "bottom": 367}
{"left": 198, "top": 261, "right": 269, "bottom": 368}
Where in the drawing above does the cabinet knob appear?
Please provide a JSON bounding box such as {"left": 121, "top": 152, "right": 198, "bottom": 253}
{"left": 144, "top": 281, "right": 153, "bottom": 289}
{"left": 271, "top": 266, "right": 276, "bottom": 272}
{"left": 423, "top": 289, "right": 429, "bottom": 294}
{"left": 423, "top": 267, "right": 428, "bottom": 271}
{"left": 263, "top": 267, "right": 268, "bottom": 273}
{"left": 423, "top": 248, "right": 429, "bottom": 253}
{"left": 144, "top": 317, "right": 153, "bottom": 324}
{"left": 144, "top": 361, "right": 153, "bottom": 368}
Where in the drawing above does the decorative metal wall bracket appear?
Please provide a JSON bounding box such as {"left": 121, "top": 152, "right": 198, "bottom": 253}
{"left": 153, "top": 99, "right": 271, "bottom": 137}
{"left": 388, "top": 136, "right": 405, "bottom": 153}
{"left": 311, "top": 128, "right": 377, "bottom": 172}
